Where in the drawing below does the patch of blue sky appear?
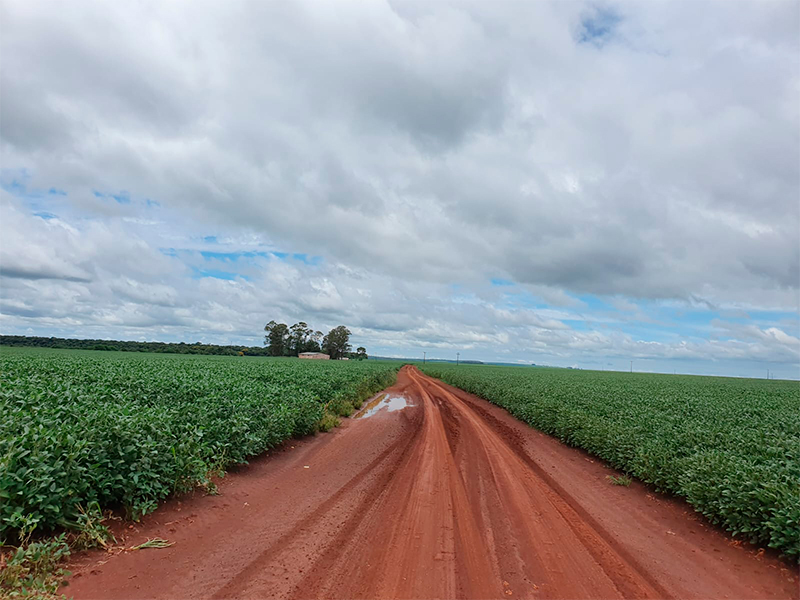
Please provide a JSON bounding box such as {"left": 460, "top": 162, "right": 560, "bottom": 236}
{"left": 191, "top": 266, "right": 250, "bottom": 281}
{"left": 144, "top": 198, "right": 160, "bottom": 207}
{"left": 491, "top": 278, "right": 514, "bottom": 287}
{"left": 203, "top": 235, "right": 218, "bottom": 244}
{"left": 553, "top": 295, "right": 715, "bottom": 341}
{"left": 571, "top": 293, "right": 614, "bottom": 311}
{"left": 252, "top": 251, "right": 320, "bottom": 264}
{"left": 2, "top": 176, "right": 65, "bottom": 214}
{"left": 33, "top": 211, "right": 57, "bottom": 220}
{"left": 493, "top": 291, "right": 591, "bottom": 319}
{"left": 198, "top": 250, "right": 294, "bottom": 262}
{"left": 578, "top": 6, "right": 621, "bottom": 47}
{"left": 181, "top": 248, "right": 323, "bottom": 267}
{"left": 201, "top": 250, "right": 240, "bottom": 262}
{"left": 567, "top": 296, "right": 728, "bottom": 332}
{"left": 219, "top": 250, "right": 320, "bottom": 265}
{"left": 200, "top": 250, "right": 263, "bottom": 262}
{"left": 292, "top": 253, "right": 321, "bottom": 265}
{"left": 2, "top": 170, "right": 37, "bottom": 198}
{"left": 159, "top": 247, "right": 179, "bottom": 257}
{"left": 1, "top": 167, "right": 31, "bottom": 189}
{"left": 527, "top": 294, "right": 791, "bottom": 331}
{"left": 93, "top": 190, "right": 131, "bottom": 204}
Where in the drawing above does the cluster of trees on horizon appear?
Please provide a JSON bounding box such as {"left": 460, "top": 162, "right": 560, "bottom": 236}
{"left": 264, "top": 321, "right": 367, "bottom": 360}
{"left": 1, "top": 331, "right": 369, "bottom": 360}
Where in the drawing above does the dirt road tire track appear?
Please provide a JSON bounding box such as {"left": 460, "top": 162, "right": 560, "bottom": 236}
{"left": 65, "top": 366, "right": 797, "bottom": 600}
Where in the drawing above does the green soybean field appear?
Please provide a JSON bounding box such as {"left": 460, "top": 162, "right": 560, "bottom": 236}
{"left": 0, "top": 347, "right": 399, "bottom": 541}
{"left": 419, "top": 363, "right": 800, "bottom": 559}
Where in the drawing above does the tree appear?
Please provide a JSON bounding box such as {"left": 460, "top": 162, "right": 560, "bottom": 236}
{"left": 310, "top": 330, "right": 323, "bottom": 352}
{"left": 356, "top": 347, "right": 368, "bottom": 360}
{"left": 264, "top": 320, "right": 290, "bottom": 356}
{"left": 289, "top": 322, "right": 310, "bottom": 355}
{"left": 322, "top": 326, "right": 351, "bottom": 360}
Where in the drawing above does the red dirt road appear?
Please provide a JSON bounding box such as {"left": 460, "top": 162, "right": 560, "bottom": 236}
{"left": 65, "top": 366, "right": 797, "bottom": 599}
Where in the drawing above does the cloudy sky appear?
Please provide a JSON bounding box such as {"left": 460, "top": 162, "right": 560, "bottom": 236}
{"left": 1, "top": 0, "right": 798, "bottom": 378}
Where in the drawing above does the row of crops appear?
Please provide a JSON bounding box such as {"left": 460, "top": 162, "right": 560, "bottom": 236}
{"left": 419, "top": 363, "right": 800, "bottom": 559}
{"left": 0, "top": 347, "right": 399, "bottom": 541}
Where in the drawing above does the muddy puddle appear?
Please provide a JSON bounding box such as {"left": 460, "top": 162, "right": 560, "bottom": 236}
{"left": 356, "top": 393, "right": 411, "bottom": 419}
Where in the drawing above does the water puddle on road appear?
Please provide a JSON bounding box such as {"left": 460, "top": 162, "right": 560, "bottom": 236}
{"left": 356, "top": 393, "right": 410, "bottom": 419}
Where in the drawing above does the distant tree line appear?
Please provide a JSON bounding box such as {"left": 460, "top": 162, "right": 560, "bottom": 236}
{"left": 0, "top": 335, "right": 271, "bottom": 356}
{"left": 2, "top": 329, "right": 369, "bottom": 360}
{"left": 264, "top": 321, "right": 367, "bottom": 360}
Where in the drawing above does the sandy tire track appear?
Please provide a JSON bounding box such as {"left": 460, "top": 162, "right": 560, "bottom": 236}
{"left": 65, "top": 366, "right": 797, "bottom": 600}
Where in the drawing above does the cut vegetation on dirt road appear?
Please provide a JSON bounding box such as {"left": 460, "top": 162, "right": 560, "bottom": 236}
{"left": 62, "top": 366, "right": 796, "bottom": 600}
{"left": 419, "top": 363, "right": 800, "bottom": 560}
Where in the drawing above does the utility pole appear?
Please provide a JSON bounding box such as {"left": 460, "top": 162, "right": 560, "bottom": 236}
{"left": 630, "top": 360, "right": 633, "bottom": 373}
{"left": 457, "top": 352, "right": 460, "bottom": 366}
{"left": 423, "top": 351, "right": 426, "bottom": 364}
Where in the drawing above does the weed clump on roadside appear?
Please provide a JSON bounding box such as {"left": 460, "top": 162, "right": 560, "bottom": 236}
{"left": 328, "top": 397, "right": 355, "bottom": 417}
{"left": 318, "top": 412, "right": 340, "bottom": 432}
{"left": 607, "top": 474, "right": 632, "bottom": 487}
{"left": 69, "top": 502, "right": 116, "bottom": 551}
{"left": 1, "top": 506, "right": 118, "bottom": 598}
{"left": 0, "top": 514, "right": 76, "bottom": 600}
{"left": 0, "top": 534, "right": 71, "bottom": 599}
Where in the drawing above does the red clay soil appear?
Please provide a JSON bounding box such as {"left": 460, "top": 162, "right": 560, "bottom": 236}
{"left": 64, "top": 366, "right": 798, "bottom": 600}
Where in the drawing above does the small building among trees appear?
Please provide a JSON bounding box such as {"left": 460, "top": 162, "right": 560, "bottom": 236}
{"left": 264, "top": 321, "right": 359, "bottom": 360}
{"left": 298, "top": 352, "right": 330, "bottom": 360}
